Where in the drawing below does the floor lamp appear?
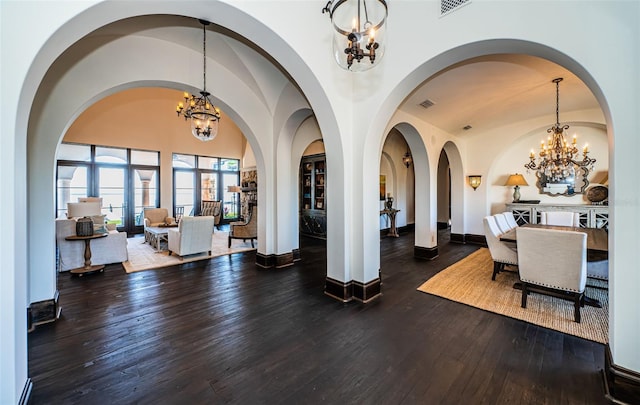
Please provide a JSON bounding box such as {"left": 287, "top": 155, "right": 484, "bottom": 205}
{"left": 227, "top": 185, "right": 242, "bottom": 218}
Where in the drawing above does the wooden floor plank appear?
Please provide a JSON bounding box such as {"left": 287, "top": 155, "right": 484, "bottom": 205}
{"left": 28, "top": 230, "right": 608, "bottom": 404}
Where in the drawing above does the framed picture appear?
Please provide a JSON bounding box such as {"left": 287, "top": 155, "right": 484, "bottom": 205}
{"left": 380, "top": 175, "right": 386, "bottom": 201}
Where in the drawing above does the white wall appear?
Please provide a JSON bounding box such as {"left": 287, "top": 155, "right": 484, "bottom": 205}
{"left": 2, "top": 3, "right": 639, "bottom": 403}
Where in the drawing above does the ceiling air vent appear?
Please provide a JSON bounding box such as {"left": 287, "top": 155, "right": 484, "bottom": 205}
{"left": 419, "top": 99, "right": 435, "bottom": 109}
{"left": 441, "top": 0, "right": 471, "bottom": 16}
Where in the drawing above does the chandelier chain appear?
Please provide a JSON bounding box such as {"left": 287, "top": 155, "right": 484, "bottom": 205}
{"left": 555, "top": 78, "right": 560, "bottom": 125}
{"left": 202, "top": 22, "right": 207, "bottom": 92}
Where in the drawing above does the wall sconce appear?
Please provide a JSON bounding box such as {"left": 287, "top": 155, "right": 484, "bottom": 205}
{"left": 468, "top": 175, "right": 482, "bottom": 191}
{"left": 402, "top": 150, "right": 413, "bottom": 168}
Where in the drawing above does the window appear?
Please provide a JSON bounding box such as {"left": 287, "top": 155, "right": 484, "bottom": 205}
{"left": 56, "top": 143, "right": 160, "bottom": 234}
{"left": 172, "top": 154, "right": 240, "bottom": 221}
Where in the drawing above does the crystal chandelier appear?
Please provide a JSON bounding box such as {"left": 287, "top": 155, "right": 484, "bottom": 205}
{"left": 322, "top": 0, "right": 388, "bottom": 71}
{"left": 176, "top": 20, "right": 221, "bottom": 142}
{"left": 524, "top": 78, "right": 596, "bottom": 193}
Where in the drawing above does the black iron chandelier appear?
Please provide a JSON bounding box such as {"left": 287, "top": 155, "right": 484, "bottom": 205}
{"left": 176, "top": 19, "right": 221, "bottom": 142}
{"left": 524, "top": 78, "right": 596, "bottom": 192}
{"left": 322, "top": 0, "right": 388, "bottom": 71}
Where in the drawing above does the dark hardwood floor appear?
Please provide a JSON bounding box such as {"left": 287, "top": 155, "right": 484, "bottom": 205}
{"left": 28, "top": 229, "right": 608, "bottom": 404}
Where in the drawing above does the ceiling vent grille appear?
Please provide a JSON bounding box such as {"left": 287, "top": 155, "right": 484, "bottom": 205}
{"left": 441, "top": 0, "right": 471, "bottom": 16}
{"left": 419, "top": 99, "right": 435, "bottom": 109}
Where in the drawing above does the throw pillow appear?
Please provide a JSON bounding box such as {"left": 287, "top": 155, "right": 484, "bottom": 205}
{"left": 91, "top": 214, "right": 107, "bottom": 232}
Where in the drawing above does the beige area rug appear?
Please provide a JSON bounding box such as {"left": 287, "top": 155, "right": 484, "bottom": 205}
{"left": 123, "top": 231, "right": 256, "bottom": 273}
{"left": 417, "top": 248, "right": 609, "bottom": 344}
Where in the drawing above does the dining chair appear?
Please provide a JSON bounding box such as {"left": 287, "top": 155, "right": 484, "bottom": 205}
{"left": 483, "top": 216, "right": 518, "bottom": 280}
{"left": 502, "top": 211, "right": 519, "bottom": 229}
{"left": 494, "top": 213, "right": 513, "bottom": 234}
{"left": 539, "top": 211, "right": 580, "bottom": 227}
{"left": 516, "top": 227, "right": 587, "bottom": 323}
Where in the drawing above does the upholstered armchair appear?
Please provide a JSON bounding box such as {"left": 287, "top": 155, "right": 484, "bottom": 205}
{"left": 483, "top": 215, "right": 518, "bottom": 280}
{"left": 229, "top": 205, "right": 257, "bottom": 248}
{"left": 539, "top": 211, "right": 580, "bottom": 227}
{"left": 201, "top": 200, "right": 222, "bottom": 229}
{"left": 143, "top": 207, "right": 174, "bottom": 243}
{"left": 143, "top": 207, "right": 174, "bottom": 228}
{"left": 167, "top": 216, "right": 215, "bottom": 259}
{"left": 501, "top": 211, "right": 519, "bottom": 229}
{"left": 494, "top": 213, "right": 514, "bottom": 234}
{"left": 516, "top": 227, "right": 587, "bottom": 323}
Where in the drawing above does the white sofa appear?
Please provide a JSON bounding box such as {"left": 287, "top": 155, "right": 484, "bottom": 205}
{"left": 56, "top": 219, "right": 128, "bottom": 272}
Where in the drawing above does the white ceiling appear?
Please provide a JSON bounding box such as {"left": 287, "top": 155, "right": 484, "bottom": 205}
{"left": 399, "top": 54, "right": 601, "bottom": 136}
{"left": 89, "top": 16, "right": 602, "bottom": 138}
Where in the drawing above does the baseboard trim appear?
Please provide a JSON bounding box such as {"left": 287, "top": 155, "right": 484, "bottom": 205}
{"left": 255, "top": 252, "right": 274, "bottom": 268}
{"left": 414, "top": 245, "right": 438, "bottom": 260}
{"left": 450, "top": 233, "right": 465, "bottom": 244}
{"left": 324, "top": 277, "right": 353, "bottom": 302}
{"left": 604, "top": 344, "right": 640, "bottom": 404}
{"left": 353, "top": 278, "right": 382, "bottom": 303}
{"left": 437, "top": 222, "right": 449, "bottom": 230}
{"left": 465, "top": 233, "right": 487, "bottom": 246}
{"left": 19, "top": 378, "right": 32, "bottom": 405}
{"left": 28, "top": 290, "right": 61, "bottom": 332}
{"left": 256, "top": 250, "right": 299, "bottom": 269}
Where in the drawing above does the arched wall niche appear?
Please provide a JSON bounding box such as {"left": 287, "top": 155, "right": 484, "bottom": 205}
{"left": 389, "top": 122, "right": 433, "bottom": 249}
{"left": 441, "top": 141, "right": 465, "bottom": 236}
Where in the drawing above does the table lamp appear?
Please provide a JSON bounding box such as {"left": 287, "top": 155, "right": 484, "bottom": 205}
{"left": 67, "top": 202, "right": 102, "bottom": 236}
{"left": 504, "top": 174, "right": 529, "bottom": 202}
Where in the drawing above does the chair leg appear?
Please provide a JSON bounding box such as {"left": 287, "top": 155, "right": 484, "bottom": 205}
{"left": 228, "top": 236, "right": 231, "bottom": 248}
{"left": 250, "top": 239, "right": 254, "bottom": 248}
{"left": 521, "top": 282, "right": 528, "bottom": 308}
{"left": 574, "top": 293, "right": 582, "bottom": 323}
{"left": 492, "top": 262, "right": 500, "bottom": 280}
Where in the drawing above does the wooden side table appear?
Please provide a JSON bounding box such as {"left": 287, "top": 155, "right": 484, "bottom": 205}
{"left": 64, "top": 233, "right": 108, "bottom": 276}
{"left": 380, "top": 208, "right": 401, "bottom": 238}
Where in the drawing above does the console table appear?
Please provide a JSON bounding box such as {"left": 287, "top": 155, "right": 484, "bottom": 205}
{"left": 64, "top": 233, "right": 108, "bottom": 276}
{"left": 505, "top": 203, "right": 608, "bottom": 230}
{"left": 380, "top": 208, "right": 401, "bottom": 237}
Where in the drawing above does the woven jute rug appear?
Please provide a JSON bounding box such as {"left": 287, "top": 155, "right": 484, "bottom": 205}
{"left": 417, "top": 248, "right": 608, "bottom": 344}
{"left": 123, "top": 231, "right": 256, "bottom": 273}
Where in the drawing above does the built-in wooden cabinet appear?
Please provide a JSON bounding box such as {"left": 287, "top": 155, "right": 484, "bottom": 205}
{"left": 506, "top": 203, "right": 609, "bottom": 230}
{"left": 300, "top": 154, "right": 326, "bottom": 239}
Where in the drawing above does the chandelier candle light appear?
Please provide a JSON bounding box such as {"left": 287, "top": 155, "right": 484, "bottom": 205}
{"left": 176, "top": 20, "right": 221, "bottom": 142}
{"left": 322, "top": 0, "right": 388, "bottom": 71}
{"left": 524, "top": 78, "right": 596, "bottom": 193}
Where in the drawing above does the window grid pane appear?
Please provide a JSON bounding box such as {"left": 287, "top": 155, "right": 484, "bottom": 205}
{"left": 198, "top": 156, "right": 218, "bottom": 170}
{"left": 173, "top": 153, "right": 195, "bottom": 168}
{"left": 96, "top": 146, "right": 127, "bottom": 163}
{"left": 131, "top": 149, "right": 159, "bottom": 166}
{"left": 58, "top": 143, "right": 91, "bottom": 162}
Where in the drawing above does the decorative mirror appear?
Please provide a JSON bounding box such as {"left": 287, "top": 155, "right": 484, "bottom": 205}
{"left": 534, "top": 165, "right": 591, "bottom": 196}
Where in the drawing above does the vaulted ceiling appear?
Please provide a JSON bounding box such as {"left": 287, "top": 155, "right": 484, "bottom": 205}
{"left": 85, "top": 15, "right": 601, "bottom": 139}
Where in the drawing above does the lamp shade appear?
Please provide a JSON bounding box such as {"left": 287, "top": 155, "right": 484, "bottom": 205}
{"left": 67, "top": 202, "right": 102, "bottom": 218}
{"left": 504, "top": 174, "right": 529, "bottom": 187}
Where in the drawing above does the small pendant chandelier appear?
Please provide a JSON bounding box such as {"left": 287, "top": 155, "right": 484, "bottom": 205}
{"left": 524, "top": 78, "right": 596, "bottom": 193}
{"left": 322, "top": 0, "right": 388, "bottom": 72}
{"left": 176, "top": 19, "right": 221, "bottom": 142}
